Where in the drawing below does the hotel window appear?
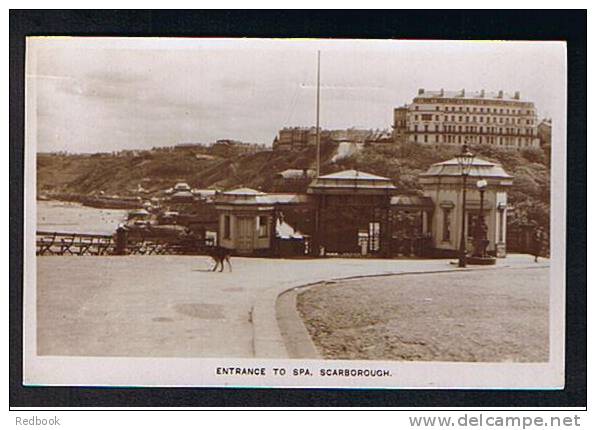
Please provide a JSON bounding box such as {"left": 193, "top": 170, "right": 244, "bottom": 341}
{"left": 223, "top": 215, "right": 231, "bottom": 239}
{"left": 424, "top": 134, "right": 428, "bottom": 143}
{"left": 258, "top": 215, "right": 268, "bottom": 238}
{"left": 442, "top": 209, "right": 451, "bottom": 241}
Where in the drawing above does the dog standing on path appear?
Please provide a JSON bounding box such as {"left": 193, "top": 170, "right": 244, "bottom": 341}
{"left": 207, "top": 246, "right": 232, "bottom": 272}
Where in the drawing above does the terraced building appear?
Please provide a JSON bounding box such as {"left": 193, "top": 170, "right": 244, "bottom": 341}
{"left": 393, "top": 88, "right": 541, "bottom": 150}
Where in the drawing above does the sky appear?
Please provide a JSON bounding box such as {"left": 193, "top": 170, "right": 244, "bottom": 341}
{"left": 27, "top": 38, "right": 567, "bottom": 153}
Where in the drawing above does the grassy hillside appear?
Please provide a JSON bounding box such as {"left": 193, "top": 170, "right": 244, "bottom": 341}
{"left": 37, "top": 144, "right": 339, "bottom": 196}
{"left": 37, "top": 141, "right": 550, "bottom": 230}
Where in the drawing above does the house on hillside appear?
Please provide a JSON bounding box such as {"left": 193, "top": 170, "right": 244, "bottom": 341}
{"left": 537, "top": 118, "right": 552, "bottom": 147}
{"left": 271, "top": 168, "right": 317, "bottom": 193}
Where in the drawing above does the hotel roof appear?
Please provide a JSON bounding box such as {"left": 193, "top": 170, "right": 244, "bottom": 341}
{"left": 414, "top": 89, "right": 531, "bottom": 103}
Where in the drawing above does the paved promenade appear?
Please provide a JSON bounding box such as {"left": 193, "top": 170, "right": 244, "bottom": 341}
{"left": 36, "top": 254, "right": 546, "bottom": 358}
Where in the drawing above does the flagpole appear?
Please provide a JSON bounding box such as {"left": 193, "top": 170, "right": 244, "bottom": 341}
{"left": 315, "top": 50, "right": 321, "bottom": 177}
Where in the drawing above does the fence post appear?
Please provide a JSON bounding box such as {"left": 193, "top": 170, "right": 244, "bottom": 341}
{"left": 115, "top": 226, "right": 128, "bottom": 255}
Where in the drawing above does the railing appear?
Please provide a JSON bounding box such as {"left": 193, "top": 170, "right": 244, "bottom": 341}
{"left": 36, "top": 230, "right": 216, "bottom": 256}
{"left": 125, "top": 236, "right": 215, "bottom": 255}
{"left": 36, "top": 231, "right": 115, "bottom": 256}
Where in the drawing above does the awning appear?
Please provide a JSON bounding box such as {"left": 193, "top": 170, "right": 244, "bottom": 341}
{"left": 390, "top": 195, "right": 434, "bottom": 210}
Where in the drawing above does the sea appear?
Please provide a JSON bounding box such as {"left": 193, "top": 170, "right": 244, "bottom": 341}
{"left": 37, "top": 200, "right": 129, "bottom": 235}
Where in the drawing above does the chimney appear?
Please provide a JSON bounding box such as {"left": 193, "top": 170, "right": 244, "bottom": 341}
{"left": 514, "top": 91, "right": 520, "bottom": 100}
{"left": 440, "top": 88, "right": 444, "bottom": 96}
{"left": 461, "top": 88, "right": 465, "bottom": 97}
{"left": 498, "top": 90, "right": 503, "bottom": 98}
{"left": 480, "top": 89, "right": 485, "bottom": 98}
{"left": 418, "top": 88, "right": 425, "bottom": 95}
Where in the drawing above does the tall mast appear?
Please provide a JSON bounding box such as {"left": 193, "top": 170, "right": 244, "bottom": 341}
{"left": 315, "top": 50, "right": 321, "bottom": 177}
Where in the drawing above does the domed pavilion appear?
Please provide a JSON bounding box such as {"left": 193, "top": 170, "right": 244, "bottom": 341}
{"left": 419, "top": 156, "right": 513, "bottom": 257}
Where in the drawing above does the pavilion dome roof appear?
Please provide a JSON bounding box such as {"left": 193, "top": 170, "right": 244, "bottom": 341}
{"left": 318, "top": 169, "right": 391, "bottom": 181}
{"left": 308, "top": 169, "right": 396, "bottom": 193}
{"left": 222, "top": 187, "right": 265, "bottom": 196}
{"left": 170, "top": 190, "right": 195, "bottom": 198}
{"left": 420, "top": 157, "right": 512, "bottom": 179}
{"left": 174, "top": 182, "right": 191, "bottom": 190}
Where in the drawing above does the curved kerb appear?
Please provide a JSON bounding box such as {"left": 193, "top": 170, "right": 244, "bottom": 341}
{"left": 252, "top": 261, "right": 549, "bottom": 359}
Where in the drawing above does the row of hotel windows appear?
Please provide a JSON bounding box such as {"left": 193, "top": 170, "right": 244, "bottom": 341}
{"left": 413, "top": 113, "right": 534, "bottom": 125}
{"left": 413, "top": 124, "right": 536, "bottom": 135}
{"left": 413, "top": 134, "right": 536, "bottom": 146}
{"left": 414, "top": 104, "right": 534, "bottom": 115}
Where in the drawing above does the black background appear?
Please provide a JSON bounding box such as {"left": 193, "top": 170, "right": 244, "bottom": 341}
{"left": 9, "top": 9, "right": 587, "bottom": 408}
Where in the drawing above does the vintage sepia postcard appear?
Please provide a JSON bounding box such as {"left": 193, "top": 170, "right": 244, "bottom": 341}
{"left": 23, "top": 37, "right": 567, "bottom": 389}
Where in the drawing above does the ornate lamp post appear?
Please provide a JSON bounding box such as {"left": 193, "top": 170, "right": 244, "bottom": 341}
{"left": 456, "top": 144, "right": 475, "bottom": 268}
{"left": 475, "top": 179, "right": 488, "bottom": 258}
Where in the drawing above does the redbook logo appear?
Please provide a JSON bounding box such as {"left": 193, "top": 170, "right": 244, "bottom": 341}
{"left": 15, "top": 416, "right": 61, "bottom": 426}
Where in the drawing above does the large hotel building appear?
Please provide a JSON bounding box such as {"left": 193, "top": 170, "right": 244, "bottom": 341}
{"left": 393, "top": 89, "right": 541, "bottom": 150}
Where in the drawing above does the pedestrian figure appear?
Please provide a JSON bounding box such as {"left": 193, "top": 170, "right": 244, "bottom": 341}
{"left": 532, "top": 226, "right": 544, "bottom": 263}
